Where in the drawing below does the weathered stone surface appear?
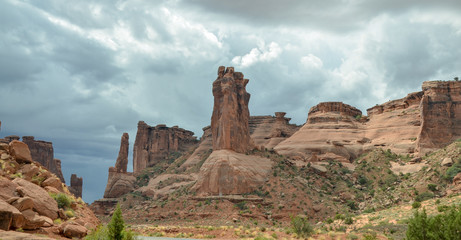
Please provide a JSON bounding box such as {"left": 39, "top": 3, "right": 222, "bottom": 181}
{"left": 442, "top": 157, "right": 454, "bottom": 167}
{"left": 12, "top": 178, "right": 58, "bottom": 220}
{"left": 194, "top": 150, "right": 271, "bottom": 195}
{"left": 41, "top": 177, "right": 62, "bottom": 191}
{"left": 103, "top": 170, "right": 135, "bottom": 198}
{"left": 53, "top": 159, "right": 65, "bottom": 184}
{"left": 115, "top": 133, "right": 129, "bottom": 173}
{"left": 139, "top": 174, "right": 196, "bottom": 200}
{"left": 133, "top": 121, "right": 198, "bottom": 173}
{"left": 22, "top": 136, "right": 65, "bottom": 183}
{"left": 63, "top": 223, "right": 88, "bottom": 238}
{"left": 69, "top": 174, "right": 83, "bottom": 198}
{"left": 418, "top": 81, "right": 461, "bottom": 153}
{"left": 9, "top": 140, "right": 32, "bottom": 164}
{"left": 181, "top": 126, "right": 212, "bottom": 169}
{"left": 89, "top": 198, "right": 118, "bottom": 215}
{"left": 19, "top": 164, "right": 40, "bottom": 181}
{"left": 21, "top": 209, "right": 46, "bottom": 230}
{"left": 0, "top": 176, "right": 19, "bottom": 201}
{"left": 0, "top": 230, "right": 55, "bottom": 239}
{"left": 0, "top": 200, "right": 24, "bottom": 230}
{"left": 250, "top": 113, "right": 300, "bottom": 150}
{"left": 211, "top": 66, "right": 252, "bottom": 153}
{"left": 10, "top": 197, "right": 34, "bottom": 211}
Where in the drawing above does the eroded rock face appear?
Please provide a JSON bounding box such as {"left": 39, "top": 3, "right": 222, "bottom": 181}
{"left": 194, "top": 150, "right": 271, "bottom": 195}
{"left": 274, "top": 102, "right": 366, "bottom": 161}
{"left": 274, "top": 80, "right": 461, "bottom": 161}
{"left": 104, "top": 133, "right": 135, "bottom": 198}
{"left": 211, "top": 66, "right": 252, "bottom": 153}
{"left": 21, "top": 137, "right": 65, "bottom": 183}
{"left": 250, "top": 113, "right": 300, "bottom": 150}
{"left": 181, "top": 126, "right": 213, "bottom": 169}
{"left": 69, "top": 174, "right": 83, "bottom": 198}
{"left": 9, "top": 140, "right": 33, "bottom": 164}
{"left": 418, "top": 81, "right": 461, "bottom": 153}
{"left": 103, "top": 169, "right": 135, "bottom": 198}
{"left": 133, "top": 122, "right": 198, "bottom": 173}
{"left": 115, "top": 133, "right": 129, "bottom": 173}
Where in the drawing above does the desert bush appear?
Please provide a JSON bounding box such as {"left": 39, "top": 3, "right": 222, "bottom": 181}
{"left": 52, "top": 193, "right": 72, "bottom": 209}
{"left": 412, "top": 201, "right": 421, "bottom": 209}
{"left": 406, "top": 206, "right": 461, "bottom": 240}
{"left": 427, "top": 184, "right": 437, "bottom": 192}
{"left": 415, "top": 192, "right": 434, "bottom": 202}
{"left": 345, "top": 216, "right": 354, "bottom": 225}
{"left": 444, "top": 163, "right": 461, "bottom": 182}
{"left": 291, "top": 215, "right": 313, "bottom": 238}
{"left": 108, "top": 204, "right": 125, "bottom": 240}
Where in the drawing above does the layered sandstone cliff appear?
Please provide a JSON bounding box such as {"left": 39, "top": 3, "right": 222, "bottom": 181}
{"left": 418, "top": 81, "right": 461, "bottom": 153}
{"left": 250, "top": 112, "right": 300, "bottom": 150}
{"left": 68, "top": 174, "right": 83, "bottom": 198}
{"left": 133, "top": 122, "right": 198, "bottom": 173}
{"left": 274, "top": 80, "right": 461, "bottom": 162}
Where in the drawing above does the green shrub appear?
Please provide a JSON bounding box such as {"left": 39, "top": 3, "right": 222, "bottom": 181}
{"left": 427, "top": 184, "right": 437, "bottom": 192}
{"left": 235, "top": 201, "right": 247, "bottom": 210}
{"left": 85, "top": 225, "right": 109, "bottom": 240}
{"left": 412, "top": 201, "right": 421, "bottom": 209}
{"left": 406, "top": 206, "right": 461, "bottom": 240}
{"left": 345, "top": 216, "right": 354, "bottom": 225}
{"left": 290, "top": 215, "right": 313, "bottom": 238}
{"left": 444, "top": 163, "right": 461, "bottom": 182}
{"left": 415, "top": 192, "right": 434, "bottom": 202}
{"left": 363, "top": 232, "right": 378, "bottom": 240}
{"left": 52, "top": 193, "right": 72, "bottom": 209}
{"left": 347, "top": 200, "right": 358, "bottom": 210}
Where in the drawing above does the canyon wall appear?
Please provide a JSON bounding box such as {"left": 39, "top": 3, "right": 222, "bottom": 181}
{"left": 133, "top": 122, "right": 198, "bottom": 173}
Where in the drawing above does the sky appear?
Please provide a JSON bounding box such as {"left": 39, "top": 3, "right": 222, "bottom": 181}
{"left": 1, "top": 0, "right": 460, "bottom": 203}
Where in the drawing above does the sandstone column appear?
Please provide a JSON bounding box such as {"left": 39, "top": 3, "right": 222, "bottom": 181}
{"left": 115, "top": 133, "right": 129, "bottom": 173}
{"left": 211, "top": 66, "right": 252, "bottom": 153}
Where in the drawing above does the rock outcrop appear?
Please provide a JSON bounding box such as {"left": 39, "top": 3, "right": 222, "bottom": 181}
{"left": 104, "top": 133, "right": 135, "bottom": 198}
{"left": 274, "top": 80, "right": 461, "bottom": 161}
{"left": 0, "top": 140, "right": 99, "bottom": 237}
{"left": 22, "top": 136, "right": 65, "bottom": 183}
{"left": 69, "top": 174, "right": 83, "bottom": 198}
{"left": 115, "top": 133, "right": 129, "bottom": 173}
{"left": 194, "top": 67, "right": 271, "bottom": 195}
{"left": 133, "top": 122, "right": 198, "bottom": 173}
{"left": 250, "top": 112, "right": 300, "bottom": 150}
{"left": 181, "top": 126, "right": 213, "bottom": 169}
{"left": 418, "top": 81, "right": 461, "bottom": 153}
{"left": 194, "top": 150, "right": 271, "bottom": 195}
{"left": 211, "top": 66, "right": 252, "bottom": 153}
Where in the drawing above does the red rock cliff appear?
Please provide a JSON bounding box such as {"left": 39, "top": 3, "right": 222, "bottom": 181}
{"left": 69, "top": 174, "right": 83, "bottom": 198}
{"left": 211, "top": 66, "right": 252, "bottom": 153}
{"left": 133, "top": 122, "right": 198, "bottom": 173}
{"left": 115, "top": 133, "right": 129, "bottom": 173}
{"left": 21, "top": 136, "right": 65, "bottom": 183}
{"left": 418, "top": 80, "right": 461, "bottom": 152}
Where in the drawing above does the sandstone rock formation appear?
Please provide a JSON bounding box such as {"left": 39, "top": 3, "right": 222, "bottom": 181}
{"left": 104, "top": 133, "right": 135, "bottom": 198}
{"left": 181, "top": 126, "right": 213, "bottom": 169}
{"left": 193, "top": 67, "right": 271, "bottom": 195}
{"left": 250, "top": 112, "right": 300, "bottom": 150}
{"left": 69, "top": 174, "right": 83, "bottom": 198}
{"left": 115, "top": 133, "right": 129, "bottom": 173}
{"left": 194, "top": 150, "right": 271, "bottom": 195}
{"left": 418, "top": 81, "right": 461, "bottom": 153}
{"left": 53, "top": 159, "right": 65, "bottom": 184}
{"left": 0, "top": 140, "right": 99, "bottom": 236}
{"left": 133, "top": 122, "right": 198, "bottom": 173}
{"left": 274, "top": 80, "right": 461, "bottom": 162}
{"left": 211, "top": 66, "right": 252, "bottom": 153}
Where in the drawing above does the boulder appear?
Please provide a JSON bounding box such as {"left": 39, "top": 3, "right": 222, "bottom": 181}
{"left": 9, "top": 140, "right": 33, "bottom": 164}
{"left": 441, "top": 157, "right": 453, "bottom": 167}
{"left": 10, "top": 197, "right": 34, "bottom": 211}
{"left": 103, "top": 171, "right": 136, "bottom": 198}
{"left": 41, "top": 177, "right": 62, "bottom": 191}
{"left": 0, "top": 176, "right": 19, "bottom": 201}
{"left": 0, "top": 199, "right": 25, "bottom": 230}
{"left": 21, "top": 209, "right": 46, "bottom": 230}
{"left": 63, "top": 223, "right": 87, "bottom": 238}
{"left": 12, "top": 178, "right": 58, "bottom": 219}
{"left": 19, "top": 164, "right": 40, "bottom": 181}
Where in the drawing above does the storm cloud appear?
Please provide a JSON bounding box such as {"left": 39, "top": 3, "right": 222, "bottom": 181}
{"left": 1, "top": 0, "right": 460, "bottom": 203}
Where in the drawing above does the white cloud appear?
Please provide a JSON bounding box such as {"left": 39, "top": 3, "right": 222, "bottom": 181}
{"left": 232, "top": 42, "right": 282, "bottom": 68}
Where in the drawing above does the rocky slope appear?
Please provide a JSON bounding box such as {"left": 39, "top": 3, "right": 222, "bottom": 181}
{"left": 0, "top": 140, "right": 99, "bottom": 239}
